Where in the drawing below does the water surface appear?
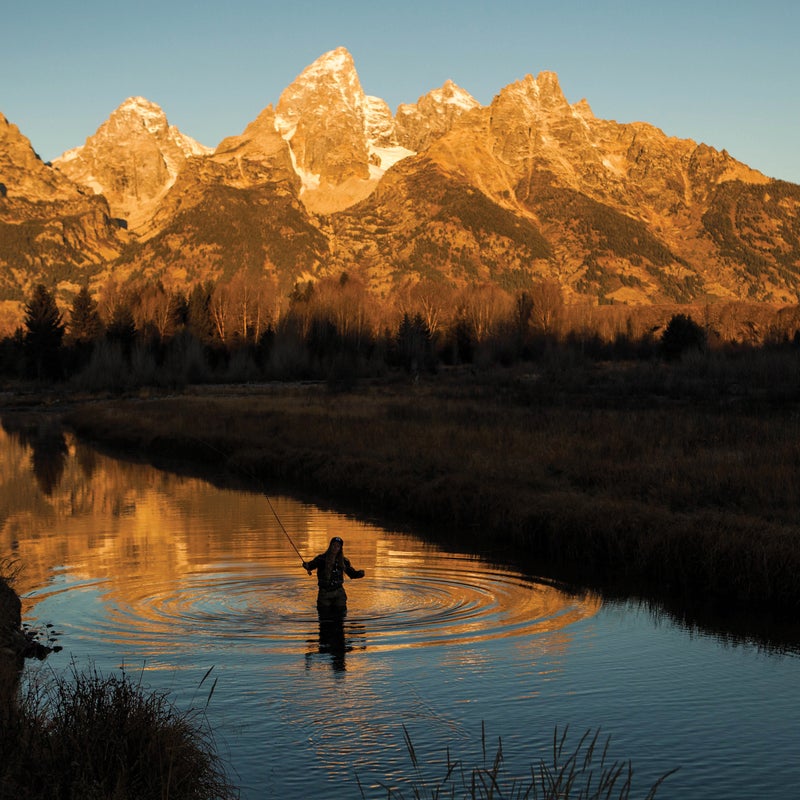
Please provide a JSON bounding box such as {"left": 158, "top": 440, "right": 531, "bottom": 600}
{"left": 2, "top": 419, "right": 798, "bottom": 798}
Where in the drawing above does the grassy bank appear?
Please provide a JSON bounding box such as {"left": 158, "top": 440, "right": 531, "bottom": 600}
{"left": 1, "top": 562, "right": 234, "bottom": 800}
{"left": 1, "top": 664, "right": 236, "bottom": 800}
{"left": 60, "top": 358, "right": 800, "bottom": 632}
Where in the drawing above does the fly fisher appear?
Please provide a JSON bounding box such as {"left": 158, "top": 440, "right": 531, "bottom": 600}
{"left": 303, "top": 537, "right": 365, "bottom": 613}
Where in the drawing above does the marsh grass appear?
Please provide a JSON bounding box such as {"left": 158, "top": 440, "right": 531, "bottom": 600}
{"left": 369, "top": 724, "right": 676, "bottom": 799}
{"left": 0, "top": 663, "right": 236, "bottom": 800}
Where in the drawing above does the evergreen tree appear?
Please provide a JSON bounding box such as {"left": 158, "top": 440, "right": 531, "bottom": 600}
{"left": 68, "top": 285, "right": 103, "bottom": 344}
{"left": 395, "top": 312, "right": 434, "bottom": 372}
{"left": 23, "top": 283, "right": 65, "bottom": 380}
{"left": 186, "top": 282, "right": 215, "bottom": 343}
{"left": 170, "top": 289, "right": 189, "bottom": 331}
{"left": 106, "top": 301, "right": 137, "bottom": 355}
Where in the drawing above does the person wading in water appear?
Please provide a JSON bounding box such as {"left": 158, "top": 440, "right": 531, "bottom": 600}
{"left": 303, "top": 537, "right": 365, "bottom": 613}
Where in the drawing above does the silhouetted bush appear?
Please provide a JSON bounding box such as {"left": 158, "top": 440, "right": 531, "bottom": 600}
{"left": 161, "top": 330, "right": 211, "bottom": 386}
{"left": 0, "top": 330, "right": 24, "bottom": 378}
{"left": 71, "top": 340, "right": 135, "bottom": 393}
{"left": 661, "top": 314, "right": 707, "bottom": 361}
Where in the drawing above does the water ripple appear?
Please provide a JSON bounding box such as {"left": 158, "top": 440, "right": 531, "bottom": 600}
{"left": 36, "top": 559, "right": 599, "bottom": 655}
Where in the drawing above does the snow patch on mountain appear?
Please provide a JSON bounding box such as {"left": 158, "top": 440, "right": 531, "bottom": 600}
{"left": 286, "top": 144, "right": 321, "bottom": 192}
{"left": 368, "top": 144, "right": 416, "bottom": 179}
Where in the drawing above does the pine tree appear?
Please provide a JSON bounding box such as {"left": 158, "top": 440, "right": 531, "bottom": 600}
{"left": 106, "top": 302, "right": 137, "bottom": 353}
{"left": 23, "top": 283, "right": 65, "bottom": 380}
{"left": 68, "top": 285, "right": 103, "bottom": 344}
{"left": 661, "top": 314, "right": 707, "bottom": 361}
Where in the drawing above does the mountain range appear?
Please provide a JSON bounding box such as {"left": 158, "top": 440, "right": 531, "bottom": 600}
{"left": 2, "top": 46, "right": 800, "bottom": 328}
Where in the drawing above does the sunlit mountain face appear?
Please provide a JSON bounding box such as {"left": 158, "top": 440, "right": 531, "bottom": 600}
{"left": 2, "top": 47, "right": 800, "bottom": 327}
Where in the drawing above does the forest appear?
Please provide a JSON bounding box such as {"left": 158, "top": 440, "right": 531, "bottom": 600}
{"left": 3, "top": 268, "right": 800, "bottom": 392}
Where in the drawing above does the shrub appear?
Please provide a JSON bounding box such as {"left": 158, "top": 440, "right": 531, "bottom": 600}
{"left": 660, "top": 314, "right": 707, "bottom": 361}
{"left": 70, "top": 340, "right": 134, "bottom": 392}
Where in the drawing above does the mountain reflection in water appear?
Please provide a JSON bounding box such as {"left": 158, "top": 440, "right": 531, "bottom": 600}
{"left": 0, "top": 422, "right": 600, "bottom": 653}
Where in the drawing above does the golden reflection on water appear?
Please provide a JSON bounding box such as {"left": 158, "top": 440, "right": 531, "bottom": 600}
{"left": 0, "top": 421, "right": 601, "bottom": 659}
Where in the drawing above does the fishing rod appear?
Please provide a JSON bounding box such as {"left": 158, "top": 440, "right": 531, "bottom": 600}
{"left": 189, "top": 434, "right": 307, "bottom": 565}
{"left": 263, "top": 492, "right": 307, "bottom": 565}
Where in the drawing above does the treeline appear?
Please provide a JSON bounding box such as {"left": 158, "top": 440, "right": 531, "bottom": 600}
{"left": 3, "top": 270, "right": 800, "bottom": 390}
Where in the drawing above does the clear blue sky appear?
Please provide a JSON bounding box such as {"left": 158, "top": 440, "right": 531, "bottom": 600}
{"left": 3, "top": 0, "right": 799, "bottom": 183}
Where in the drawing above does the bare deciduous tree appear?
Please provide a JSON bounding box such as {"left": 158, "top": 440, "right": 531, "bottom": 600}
{"left": 529, "top": 279, "right": 564, "bottom": 336}
{"left": 456, "top": 283, "right": 512, "bottom": 342}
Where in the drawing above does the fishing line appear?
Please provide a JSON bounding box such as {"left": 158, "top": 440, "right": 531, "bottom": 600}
{"left": 263, "top": 493, "right": 306, "bottom": 564}
{"left": 188, "top": 433, "right": 307, "bottom": 564}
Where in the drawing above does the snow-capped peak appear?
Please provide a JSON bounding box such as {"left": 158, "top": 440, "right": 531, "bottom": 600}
{"left": 275, "top": 46, "right": 365, "bottom": 139}
{"left": 115, "top": 96, "right": 169, "bottom": 135}
{"left": 306, "top": 46, "right": 354, "bottom": 75}
{"left": 284, "top": 46, "right": 362, "bottom": 106}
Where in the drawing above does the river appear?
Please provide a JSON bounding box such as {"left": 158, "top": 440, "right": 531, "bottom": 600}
{"left": 1, "top": 417, "right": 798, "bottom": 798}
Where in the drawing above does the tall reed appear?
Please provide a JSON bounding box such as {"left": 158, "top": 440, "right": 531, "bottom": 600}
{"left": 368, "top": 724, "right": 676, "bottom": 799}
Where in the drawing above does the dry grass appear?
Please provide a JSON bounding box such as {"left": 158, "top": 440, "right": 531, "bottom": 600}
{"left": 1, "top": 664, "right": 235, "bottom": 800}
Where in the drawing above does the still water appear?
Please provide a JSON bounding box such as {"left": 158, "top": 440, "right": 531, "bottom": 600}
{"left": 2, "top": 418, "right": 799, "bottom": 799}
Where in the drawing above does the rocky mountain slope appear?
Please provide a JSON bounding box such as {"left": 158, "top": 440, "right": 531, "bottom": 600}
{"left": 0, "top": 113, "right": 125, "bottom": 320}
{"left": 330, "top": 68, "right": 797, "bottom": 304}
{"left": 2, "top": 46, "right": 799, "bottom": 324}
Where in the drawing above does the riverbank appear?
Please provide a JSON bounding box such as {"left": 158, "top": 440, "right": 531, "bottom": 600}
{"left": 0, "top": 573, "right": 23, "bottom": 708}
{"left": 54, "top": 361, "right": 800, "bottom": 635}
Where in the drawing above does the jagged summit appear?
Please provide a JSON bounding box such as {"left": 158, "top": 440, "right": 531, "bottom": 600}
{"left": 53, "top": 96, "right": 211, "bottom": 230}
{"left": 275, "top": 47, "right": 364, "bottom": 138}
{"left": 395, "top": 79, "right": 480, "bottom": 151}
{"left": 274, "top": 46, "right": 413, "bottom": 213}
{"left": 58, "top": 97, "right": 210, "bottom": 167}
{"left": 295, "top": 46, "right": 355, "bottom": 81}
{"left": 115, "top": 96, "right": 172, "bottom": 135}
{"left": 429, "top": 79, "right": 481, "bottom": 111}
{"left": 0, "top": 113, "right": 126, "bottom": 318}
{"left": 493, "top": 71, "right": 570, "bottom": 112}
{"left": 0, "top": 112, "right": 82, "bottom": 202}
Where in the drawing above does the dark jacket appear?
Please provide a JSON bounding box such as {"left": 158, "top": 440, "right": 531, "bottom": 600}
{"left": 304, "top": 554, "right": 364, "bottom": 591}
